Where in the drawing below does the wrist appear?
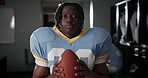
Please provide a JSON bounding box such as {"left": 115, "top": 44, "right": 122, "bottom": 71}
{"left": 91, "top": 72, "right": 100, "bottom": 78}
{"left": 91, "top": 72, "right": 110, "bottom": 78}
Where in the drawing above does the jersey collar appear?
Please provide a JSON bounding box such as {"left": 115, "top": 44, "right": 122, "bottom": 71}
{"left": 53, "top": 26, "right": 88, "bottom": 43}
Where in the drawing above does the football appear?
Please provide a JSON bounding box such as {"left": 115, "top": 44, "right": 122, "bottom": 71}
{"left": 57, "top": 49, "right": 82, "bottom": 78}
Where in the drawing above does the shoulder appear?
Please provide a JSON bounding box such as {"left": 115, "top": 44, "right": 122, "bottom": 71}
{"left": 30, "top": 27, "right": 55, "bottom": 42}
{"left": 88, "top": 27, "right": 111, "bottom": 39}
{"left": 90, "top": 27, "right": 109, "bottom": 34}
{"left": 32, "top": 27, "right": 52, "bottom": 34}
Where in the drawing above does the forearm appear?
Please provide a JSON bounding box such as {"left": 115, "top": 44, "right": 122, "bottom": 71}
{"left": 96, "top": 74, "right": 110, "bottom": 78}
{"left": 32, "top": 71, "right": 49, "bottom": 78}
{"left": 89, "top": 72, "right": 110, "bottom": 78}
{"left": 32, "top": 65, "right": 49, "bottom": 78}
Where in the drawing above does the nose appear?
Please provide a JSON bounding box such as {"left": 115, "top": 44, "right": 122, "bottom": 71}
{"left": 66, "top": 16, "right": 72, "bottom": 23}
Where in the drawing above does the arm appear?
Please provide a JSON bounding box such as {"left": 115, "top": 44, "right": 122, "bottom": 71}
{"left": 33, "top": 62, "right": 64, "bottom": 78}
{"left": 32, "top": 65, "right": 49, "bottom": 78}
{"left": 75, "top": 60, "right": 110, "bottom": 78}
{"left": 33, "top": 64, "right": 64, "bottom": 78}
{"left": 30, "top": 31, "right": 51, "bottom": 78}
{"left": 93, "top": 63, "right": 110, "bottom": 78}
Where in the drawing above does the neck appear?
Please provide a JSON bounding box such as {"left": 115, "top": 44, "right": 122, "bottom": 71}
{"left": 60, "top": 30, "right": 81, "bottom": 39}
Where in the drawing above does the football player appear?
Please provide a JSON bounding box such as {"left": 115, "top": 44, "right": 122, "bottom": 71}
{"left": 30, "top": 2, "right": 112, "bottom": 78}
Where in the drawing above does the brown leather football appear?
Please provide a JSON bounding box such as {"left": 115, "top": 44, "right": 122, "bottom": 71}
{"left": 57, "top": 49, "right": 82, "bottom": 78}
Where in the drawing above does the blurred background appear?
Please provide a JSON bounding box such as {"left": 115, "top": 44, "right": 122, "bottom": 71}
{"left": 0, "top": 0, "right": 147, "bottom": 78}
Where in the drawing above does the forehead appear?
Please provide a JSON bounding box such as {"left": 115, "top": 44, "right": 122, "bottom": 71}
{"left": 62, "top": 5, "right": 78, "bottom": 14}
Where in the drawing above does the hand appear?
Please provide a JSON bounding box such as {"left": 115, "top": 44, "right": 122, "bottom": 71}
{"left": 74, "top": 60, "right": 99, "bottom": 78}
{"left": 46, "top": 61, "right": 64, "bottom": 78}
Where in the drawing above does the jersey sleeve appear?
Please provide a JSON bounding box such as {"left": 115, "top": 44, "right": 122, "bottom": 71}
{"left": 95, "top": 32, "right": 112, "bottom": 64}
{"left": 107, "top": 44, "right": 122, "bottom": 73}
{"left": 30, "top": 32, "right": 48, "bottom": 67}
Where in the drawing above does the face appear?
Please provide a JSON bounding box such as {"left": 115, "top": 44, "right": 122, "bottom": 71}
{"left": 59, "top": 5, "right": 81, "bottom": 38}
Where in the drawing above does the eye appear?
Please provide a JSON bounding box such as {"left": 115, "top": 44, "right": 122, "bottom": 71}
{"left": 62, "top": 15, "right": 67, "bottom": 18}
{"left": 71, "top": 15, "right": 78, "bottom": 18}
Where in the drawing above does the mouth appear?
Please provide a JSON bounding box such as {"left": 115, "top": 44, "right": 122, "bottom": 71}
{"left": 65, "top": 25, "right": 73, "bottom": 29}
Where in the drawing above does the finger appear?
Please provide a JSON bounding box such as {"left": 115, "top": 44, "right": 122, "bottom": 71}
{"left": 74, "top": 66, "right": 87, "bottom": 71}
{"left": 54, "top": 61, "right": 60, "bottom": 66}
{"left": 55, "top": 67, "right": 63, "bottom": 71}
{"left": 77, "top": 59, "right": 87, "bottom": 66}
{"left": 52, "top": 61, "right": 63, "bottom": 74}
{"left": 52, "top": 67, "right": 64, "bottom": 77}
{"left": 75, "top": 71, "right": 86, "bottom": 77}
{"left": 52, "top": 61, "right": 59, "bottom": 73}
{"left": 46, "top": 75, "right": 58, "bottom": 78}
{"left": 53, "top": 72, "right": 65, "bottom": 77}
{"left": 53, "top": 61, "right": 63, "bottom": 71}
